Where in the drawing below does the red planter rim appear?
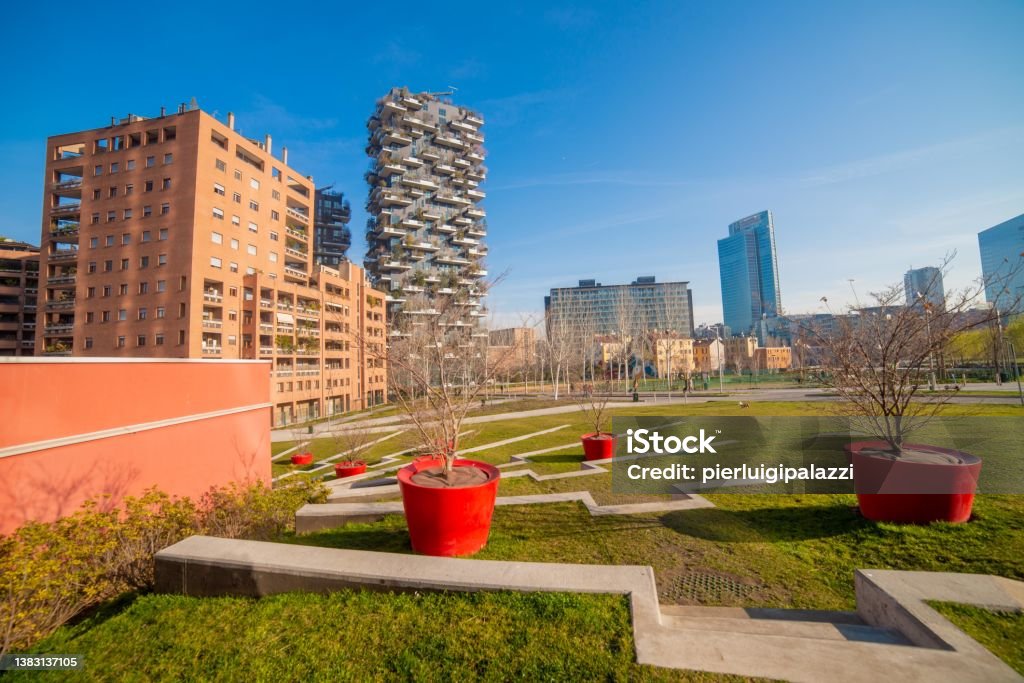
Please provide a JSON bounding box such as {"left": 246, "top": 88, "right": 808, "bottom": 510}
{"left": 397, "top": 458, "right": 499, "bottom": 489}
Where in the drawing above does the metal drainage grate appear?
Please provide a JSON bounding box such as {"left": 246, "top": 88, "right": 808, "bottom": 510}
{"left": 660, "top": 572, "right": 757, "bottom": 604}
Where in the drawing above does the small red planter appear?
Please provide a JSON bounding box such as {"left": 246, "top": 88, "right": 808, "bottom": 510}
{"left": 846, "top": 441, "right": 982, "bottom": 524}
{"left": 334, "top": 461, "right": 367, "bottom": 478}
{"left": 581, "top": 433, "right": 616, "bottom": 460}
{"left": 397, "top": 457, "right": 500, "bottom": 557}
{"left": 291, "top": 452, "right": 314, "bottom": 466}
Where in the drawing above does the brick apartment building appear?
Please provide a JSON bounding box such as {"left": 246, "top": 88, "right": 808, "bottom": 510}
{"left": 0, "top": 239, "right": 39, "bottom": 356}
{"left": 37, "top": 105, "right": 386, "bottom": 425}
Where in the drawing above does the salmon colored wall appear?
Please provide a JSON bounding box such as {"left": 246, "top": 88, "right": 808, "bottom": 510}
{"left": 0, "top": 360, "right": 271, "bottom": 535}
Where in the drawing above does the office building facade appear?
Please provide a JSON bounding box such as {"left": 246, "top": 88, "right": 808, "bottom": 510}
{"left": 544, "top": 276, "right": 695, "bottom": 337}
{"left": 363, "top": 87, "right": 487, "bottom": 327}
{"left": 978, "top": 213, "right": 1024, "bottom": 314}
{"left": 903, "top": 266, "right": 944, "bottom": 309}
{"left": 0, "top": 239, "right": 39, "bottom": 356}
{"left": 37, "top": 106, "right": 386, "bottom": 425}
{"left": 718, "top": 210, "right": 782, "bottom": 343}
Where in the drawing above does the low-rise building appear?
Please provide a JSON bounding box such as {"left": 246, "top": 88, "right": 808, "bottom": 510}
{"left": 0, "top": 239, "right": 39, "bottom": 356}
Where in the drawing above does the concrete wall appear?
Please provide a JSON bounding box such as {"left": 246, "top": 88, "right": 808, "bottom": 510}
{"left": 0, "top": 358, "right": 271, "bottom": 535}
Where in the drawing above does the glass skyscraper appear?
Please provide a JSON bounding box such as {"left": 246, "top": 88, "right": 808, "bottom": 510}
{"left": 717, "top": 210, "right": 782, "bottom": 343}
{"left": 904, "top": 266, "right": 945, "bottom": 309}
{"left": 544, "top": 276, "right": 694, "bottom": 337}
{"left": 978, "top": 212, "right": 1024, "bottom": 314}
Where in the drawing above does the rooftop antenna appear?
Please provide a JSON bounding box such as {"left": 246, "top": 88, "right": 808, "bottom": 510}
{"left": 189, "top": 97, "right": 199, "bottom": 111}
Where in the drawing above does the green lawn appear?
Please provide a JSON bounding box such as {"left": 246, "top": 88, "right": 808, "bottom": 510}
{"left": 930, "top": 602, "right": 1024, "bottom": 674}
{"left": 17, "top": 592, "right": 755, "bottom": 682}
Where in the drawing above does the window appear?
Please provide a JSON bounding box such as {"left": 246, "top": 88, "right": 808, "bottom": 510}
{"left": 155, "top": 334, "right": 165, "bottom": 346}
{"left": 120, "top": 258, "right": 129, "bottom": 271}
{"left": 228, "top": 335, "right": 237, "bottom": 346}
{"left": 87, "top": 261, "right": 97, "bottom": 273}
{"left": 163, "top": 153, "right": 173, "bottom": 165}
{"left": 250, "top": 178, "right": 260, "bottom": 190}
{"left": 101, "top": 310, "right": 110, "bottom": 322}
{"left": 122, "top": 234, "right": 131, "bottom": 246}
{"left": 119, "top": 284, "right": 128, "bottom": 295}
{"left": 91, "top": 212, "right": 100, "bottom": 225}
{"left": 271, "top": 210, "right": 280, "bottom": 221}
{"left": 145, "top": 129, "right": 159, "bottom": 144}
{"left": 178, "top": 330, "right": 186, "bottom": 345}
{"left": 124, "top": 208, "right": 133, "bottom": 220}
{"left": 157, "top": 280, "right": 166, "bottom": 292}
{"left": 229, "top": 262, "right": 239, "bottom": 273}
{"left": 269, "top": 231, "right": 278, "bottom": 241}
{"left": 231, "top": 215, "right": 240, "bottom": 227}
{"left": 163, "top": 126, "right": 176, "bottom": 142}
{"left": 145, "top": 156, "right": 155, "bottom": 168}
{"left": 141, "top": 230, "right": 151, "bottom": 242}
{"left": 211, "top": 231, "right": 223, "bottom": 244}
{"left": 246, "top": 267, "right": 256, "bottom": 275}
{"left": 179, "top": 276, "right": 187, "bottom": 290}
{"left": 138, "top": 308, "right": 147, "bottom": 320}
{"left": 102, "top": 285, "right": 111, "bottom": 297}
{"left": 94, "top": 165, "right": 103, "bottom": 176}
{"left": 137, "top": 335, "right": 146, "bottom": 347}
{"left": 93, "top": 189, "right": 101, "bottom": 200}
{"left": 103, "top": 260, "right": 113, "bottom": 272}
{"left": 144, "top": 180, "right": 154, "bottom": 192}
{"left": 139, "top": 282, "right": 149, "bottom": 294}
{"left": 159, "top": 228, "right": 168, "bottom": 240}
{"left": 158, "top": 254, "right": 167, "bottom": 266}
{"left": 106, "top": 210, "right": 116, "bottom": 222}
{"left": 109, "top": 186, "right": 118, "bottom": 198}
{"left": 232, "top": 192, "right": 241, "bottom": 204}
{"left": 233, "top": 169, "right": 242, "bottom": 181}
{"left": 87, "top": 286, "right": 95, "bottom": 298}
{"left": 160, "top": 203, "right": 170, "bottom": 215}
{"left": 89, "top": 237, "right": 98, "bottom": 248}
{"left": 212, "top": 207, "right": 225, "bottom": 220}
{"left": 178, "top": 303, "right": 186, "bottom": 317}
{"left": 84, "top": 337, "right": 93, "bottom": 349}
{"left": 156, "top": 307, "right": 165, "bottom": 319}
{"left": 139, "top": 256, "right": 149, "bottom": 269}
{"left": 110, "top": 162, "right": 119, "bottom": 174}
{"left": 162, "top": 177, "right": 171, "bottom": 189}
{"left": 117, "top": 336, "right": 126, "bottom": 348}
{"left": 272, "top": 189, "right": 280, "bottom": 200}
{"left": 249, "top": 200, "right": 259, "bottom": 211}
{"left": 269, "top": 251, "right": 278, "bottom": 263}
{"left": 118, "top": 309, "right": 127, "bottom": 321}
{"left": 230, "top": 238, "right": 238, "bottom": 250}
{"left": 126, "top": 160, "right": 136, "bottom": 171}
{"left": 143, "top": 205, "right": 152, "bottom": 217}
{"left": 213, "top": 183, "right": 225, "bottom": 196}
{"left": 210, "top": 256, "right": 222, "bottom": 268}
{"left": 125, "top": 183, "right": 134, "bottom": 195}
{"left": 228, "top": 287, "right": 237, "bottom": 297}
{"left": 248, "top": 221, "right": 257, "bottom": 233}
{"left": 215, "top": 159, "right": 226, "bottom": 172}
{"left": 247, "top": 244, "right": 257, "bottom": 255}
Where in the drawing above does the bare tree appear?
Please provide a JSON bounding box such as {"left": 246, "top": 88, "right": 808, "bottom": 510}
{"left": 807, "top": 253, "right": 1022, "bottom": 452}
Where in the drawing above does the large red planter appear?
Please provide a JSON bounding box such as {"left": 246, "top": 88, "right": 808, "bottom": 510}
{"left": 291, "top": 452, "right": 313, "bottom": 466}
{"left": 334, "top": 461, "right": 367, "bottom": 478}
{"left": 846, "top": 441, "right": 982, "bottom": 524}
{"left": 397, "top": 458, "right": 500, "bottom": 557}
{"left": 581, "top": 433, "right": 616, "bottom": 460}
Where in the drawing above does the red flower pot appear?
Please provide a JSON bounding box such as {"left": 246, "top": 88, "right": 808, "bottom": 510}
{"left": 846, "top": 441, "right": 982, "bottom": 524}
{"left": 334, "top": 461, "right": 367, "bottom": 478}
{"left": 291, "top": 452, "right": 314, "bottom": 466}
{"left": 581, "top": 433, "right": 616, "bottom": 460}
{"left": 397, "top": 458, "right": 500, "bottom": 557}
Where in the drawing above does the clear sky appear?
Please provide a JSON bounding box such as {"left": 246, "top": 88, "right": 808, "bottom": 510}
{"left": 2, "top": 1, "right": 1022, "bottom": 329}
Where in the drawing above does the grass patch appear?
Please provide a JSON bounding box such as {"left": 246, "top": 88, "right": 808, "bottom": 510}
{"left": 14, "top": 591, "right": 748, "bottom": 682}
{"left": 929, "top": 602, "right": 1024, "bottom": 674}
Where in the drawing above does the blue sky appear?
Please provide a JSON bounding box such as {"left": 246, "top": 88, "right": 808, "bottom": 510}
{"left": 2, "top": 1, "right": 1022, "bottom": 327}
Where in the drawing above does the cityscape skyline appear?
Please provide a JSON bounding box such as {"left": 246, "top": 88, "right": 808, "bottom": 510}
{"left": 2, "top": 1, "right": 1023, "bottom": 329}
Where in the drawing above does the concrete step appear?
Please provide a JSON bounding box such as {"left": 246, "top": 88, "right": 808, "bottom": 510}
{"left": 659, "top": 611, "right": 912, "bottom": 645}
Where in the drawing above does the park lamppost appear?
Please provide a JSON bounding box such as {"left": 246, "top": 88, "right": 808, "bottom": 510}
{"left": 715, "top": 328, "right": 724, "bottom": 392}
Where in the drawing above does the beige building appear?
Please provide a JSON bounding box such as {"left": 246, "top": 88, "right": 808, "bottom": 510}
{"left": 487, "top": 327, "right": 537, "bottom": 380}
{"left": 37, "top": 106, "right": 386, "bottom": 425}
{"left": 754, "top": 345, "right": 792, "bottom": 371}
{"left": 693, "top": 339, "right": 725, "bottom": 374}
{"left": 723, "top": 336, "right": 758, "bottom": 371}
{"left": 653, "top": 334, "right": 695, "bottom": 379}
{"left": 0, "top": 239, "right": 39, "bottom": 356}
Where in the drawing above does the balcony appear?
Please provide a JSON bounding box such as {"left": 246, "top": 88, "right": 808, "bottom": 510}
{"left": 44, "top": 323, "right": 74, "bottom": 334}
{"left": 401, "top": 217, "right": 424, "bottom": 229}
{"left": 401, "top": 117, "right": 433, "bottom": 132}
{"left": 53, "top": 178, "right": 83, "bottom": 193}
{"left": 260, "top": 298, "right": 273, "bottom": 309}
{"left": 467, "top": 226, "right": 487, "bottom": 238}
{"left": 50, "top": 228, "right": 80, "bottom": 242}
{"left": 382, "top": 161, "right": 405, "bottom": 175}
{"left": 47, "top": 275, "right": 76, "bottom": 286}
{"left": 467, "top": 269, "right": 488, "bottom": 278}
{"left": 449, "top": 120, "right": 475, "bottom": 133}
{"left": 435, "top": 164, "right": 456, "bottom": 175}
{"left": 203, "top": 291, "right": 223, "bottom": 303}
{"left": 465, "top": 133, "right": 484, "bottom": 144}
{"left": 401, "top": 155, "right": 425, "bottom": 167}
{"left": 453, "top": 236, "right": 479, "bottom": 246}
{"left": 381, "top": 193, "right": 413, "bottom": 207}
{"left": 382, "top": 100, "right": 407, "bottom": 115}
{"left": 49, "top": 249, "right": 78, "bottom": 261}
{"left": 380, "top": 260, "right": 411, "bottom": 272}
{"left": 46, "top": 299, "right": 75, "bottom": 310}
{"left": 383, "top": 132, "right": 412, "bottom": 146}
{"left": 201, "top": 346, "right": 222, "bottom": 355}
{"left": 259, "top": 323, "right": 274, "bottom": 332}
{"left": 453, "top": 158, "right": 471, "bottom": 168}
{"left": 452, "top": 216, "right": 471, "bottom": 226}
{"left": 260, "top": 346, "right": 274, "bottom": 356}
{"left": 467, "top": 189, "right": 486, "bottom": 200}
{"left": 274, "top": 369, "right": 293, "bottom": 377}
{"left": 467, "top": 208, "right": 486, "bottom": 219}
{"left": 401, "top": 176, "right": 438, "bottom": 191}
{"left": 202, "top": 319, "right": 223, "bottom": 329}
{"left": 468, "top": 152, "right": 484, "bottom": 163}
{"left": 435, "top": 223, "right": 457, "bottom": 234}
{"left": 378, "top": 224, "right": 406, "bottom": 238}
{"left": 286, "top": 206, "right": 310, "bottom": 224}
{"left": 51, "top": 203, "right": 81, "bottom": 216}
{"left": 400, "top": 96, "right": 421, "bottom": 109}
{"left": 465, "top": 114, "right": 484, "bottom": 126}
{"left": 435, "top": 134, "right": 467, "bottom": 149}
{"left": 284, "top": 266, "right": 307, "bottom": 281}
{"left": 285, "top": 227, "right": 308, "bottom": 242}
{"left": 285, "top": 246, "right": 307, "bottom": 259}
{"left": 419, "top": 148, "right": 440, "bottom": 161}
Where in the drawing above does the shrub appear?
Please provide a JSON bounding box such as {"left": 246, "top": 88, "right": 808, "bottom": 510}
{"left": 0, "top": 480, "right": 325, "bottom": 656}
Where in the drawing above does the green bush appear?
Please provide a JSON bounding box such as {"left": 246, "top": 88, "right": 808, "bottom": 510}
{"left": 0, "top": 480, "right": 325, "bottom": 656}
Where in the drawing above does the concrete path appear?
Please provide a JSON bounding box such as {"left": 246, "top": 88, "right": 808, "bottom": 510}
{"left": 155, "top": 537, "right": 1024, "bottom": 682}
